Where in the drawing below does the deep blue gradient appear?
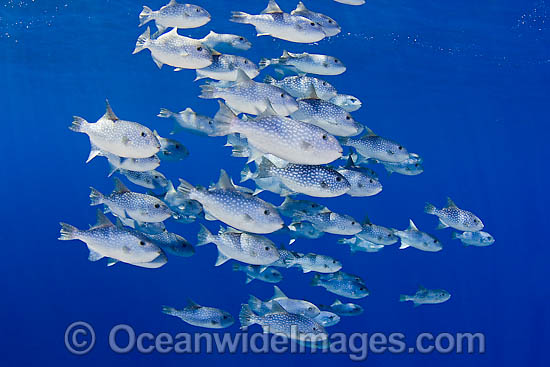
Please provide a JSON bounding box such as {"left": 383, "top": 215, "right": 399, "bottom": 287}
{"left": 1, "top": 0, "right": 549, "bottom": 365}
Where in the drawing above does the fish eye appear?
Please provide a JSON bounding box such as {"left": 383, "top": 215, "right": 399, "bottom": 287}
{"left": 154, "top": 175, "right": 159, "bottom": 179}
{"left": 141, "top": 132, "right": 147, "bottom": 137}
{"left": 434, "top": 239, "right": 438, "bottom": 243}
{"left": 208, "top": 120, "right": 213, "bottom": 125}
{"left": 196, "top": 8, "right": 200, "bottom": 12}
{"left": 322, "top": 82, "right": 327, "bottom": 86}
{"left": 239, "top": 37, "right": 244, "bottom": 41}
{"left": 351, "top": 221, "right": 356, "bottom": 225}
{"left": 181, "top": 243, "right": 187, "bottom": 247}
{"left": 197, "top": 46, "right": 203, "bottom": 51}
{"left": 313, "top": 327, "right": 317, "bottom": 331}
{"left": 387, "top": 233, "right": 392, "bottom": 237}
{"left": 336, "top": 176, "right": 342, "bottom": 182}
{"left": 346, "top": 116, "right": 351, "bottom": 120}
{"left": 415, "top": 163, "right": 419, "bottom": 167}
{"left": 398, "top": 146, "right": 403, "bottom": 150}
{"left": 264, "top": 209, "right": 270, "bottom": 215}
{"left": 332, "top": 260, "right": 336, "bottom": 264}
{"left": 328, "top": 20, "right": 333, "bottom": 24}
{"left": 244, "top": 60, "right": 248, "bottom": 64}
{"left": 265, "top": 246, "right": 270, "bottom": 251}
{"left": 280, "top": 93, "right": 285, "bottom": 98}
{"left": 329, "top": 315, "right": 334, "bottom": 319}
{"left": 310, "top": 22, "right": 315, "bottom": 26}
{"left": 223, "top": 315, "right": 229, "bottom": 319}
{"left": 334, "top": 59, "right": 339, "bottom": 63}
{"left": 139, "top": 241, "right": 145, "bottom": 246}
{"left": 175, "top": 144, "right": 180, "bottom": 149}
{"left": 211, "top": 320, "right": 218, "bottom": 325}
{"left": 308, "top": 306, "right": 313, "bottom": 311}
{"left": 369, "top": 179, "right": 374, "bottom": 183}
{"left": 474, "top": 219, "right": 478, "bottom": 223}
{"left": 154, "top": 204, "right": 160, "bottom": 208}
{"left": 350, "top": 98, "right": 356, "bottom": 102}
{"left": 322, "top": 134, "right": 327, "bottom": 140}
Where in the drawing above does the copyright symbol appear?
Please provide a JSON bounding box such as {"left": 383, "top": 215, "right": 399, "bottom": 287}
{"left": 65, "top": 321, "right": 95, "bottom": 355}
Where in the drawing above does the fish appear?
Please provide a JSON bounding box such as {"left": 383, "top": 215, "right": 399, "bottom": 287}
{"left": 291, "top": 87, "right": 363, "bottom": 137}
{"left": 287, "top": 252, "right": 342, "bottom": 273}
{"left": 248, "top": 286, "right": 320, "bottom": 317}
{"left": 199, "top": 30, "right": 252, "bottom": 53}
{"left": 333, "top": 0, "right": 365, "bottom": 6}
{"left": 312, "top": 274, "right": 369, "bottom": 299}
{"left": 425, "top": 198, "right": 484, "bottom": 232}
{"left": 260, "top": 50, "right": 346, "bottom": 76}
{"left": 199, "top": 69, "right": 299, "bottom": 116}
{"left": 452, "top": 231, "right": 495, "bottom": 247}
{"left": 267, "top": 246, "right": 302, "bottom": 268}
{"left": 329, "top": 94, "right": 362, "bottom": 112}
{"left": 337, "top": 157, "right": 382, "bottom": 197}
{"left": 317, "top": 271, "right": 366, "bottom": 285}
{"left": 195, "top": 54, "right": 259, "bottom": 81}
{"left": 338, "top": 236, "right": 385, "bottom": 253}
{"left": 118, "top": 252, "right": 168, "bottom": 269}
{"left": 162, "top": 181, "right": 203, "bottom": 221}
{"left": 230, "top": 0, "right": 327, "bottom": 44}
{"left": 314, "top": 311, "right": 341, "bottom": 327}
{"left": 153, "top": 131, "right": 189, "bottom": 161}
{"left": 139, "top": 1, "right": 211, "bottom": 36}
{"left": 178, "top": 170, "right": 283, "bottom": 234}
{"left": 210, "top": 101, "right": 343, "bottom": 165}
{"left": 70, "top": 100, "right": 160, "bottom": 160}
{"left": 90, "top": 178, "right": 173, "bottom": 223}
{"left": 244, "top": 157, "right": 351, "bottom": 198}
{"left": 281, "top": 221, "right": 324, "bottom": 244}
{"left": 376, "top": 153, "right": 424, "bottom": 175}
{"left": 293, "top": 210, "right": 362, "bottom": 235}
{"left": 157, "top": 107, "right": 217, "bottom": 136}
{"left": 146, "top": 229, "right": 195, "bottom": 257}
{"left": 98, "top": 150, "right": 160, "bottom": 177}
{"left": 319, "top": 299, "right": 364, "bottom": 316}
{"left": 400, "top": 286, "right": 451, "bottom": 307}
{"left": 118, "top": 169, "right": 170, "bottom": 192}
{"left": 394, "top": 220, "right": 443, "bottom": 252}
{"left": 232, "top": 264, "right": 283, "bottom": 284}
{"left": 356, "top": 216, "right": 399, "bottom": 245}
{"left": 276, "top": 197, "right": 329, "bottom": 218}
{"left": 291, "top": 2, "right": 341, "bottom": 37}
{"left": 197, "top": 225, "right": 280, "bottom": 266}
{"left": 117, "top": 216, "right": 167, "bottom": 235}
{"left": 239, "top": 302, "right": 327, "bottom": 342}
{"left": 162, "top": 299, "right": 234, "bottom": 328}
{"left": 58, "top": 209, "right": 164, "bottom": 265}
{"left": 133, "top": 27, "right": 214, "bottom": 70}
{"left": 264, "top": 75, "right": 337, "bottom": 100}
{"left": 340, "top": 129, "right": 409, "bottom": 163}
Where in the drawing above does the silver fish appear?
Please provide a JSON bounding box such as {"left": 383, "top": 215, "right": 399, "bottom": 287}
{"left": 118, "top": 169, "right": 170, "bottom": 192}
{"left": 394, "top": 220, "right": 443, "bottom": 252}
{"left": 70, "top": 100, "right": 160, "bottom": 160}
{"left": 356, "top": 217, "right": 398, "bottom": 245}
{"left": 195, "top": 54, "right": 259, "bottom": 81}
{"left": 338, "top": 236, "right": 385, "bottom": 253}
{"left": 337, "top": 158, "right": 382, "bottom": 197}
{"left": 329, "top": 94, "right": 362, "bottom": 112}
{"left": 264, "top": 75, "right": 337, "bottom": 100}
{"left": 340, "top": 129, "right": 409, "bottom": 163}
{"left": 162, "top": 181, "right": 203, "bottom": 221}
{"left": 239, "top": 302, "right": 327, "bottom": 341}
{"left": 452, "top": 231, "right": 495, "bottom": 247}
{"left": 153, "top": 131, "right": 189, "bottom": 161}
{"left": 133, "top": 27, "right": 214, "bottom": 70}
{"left": 312, "top": 274, "right": 369, "bottom": 299}
{"left": 233, "top": 264, "right": 283, "bottom": 284}
{"left": 314, "top": 311, "right": 341, "bottom": 327}
{"left": 158, "top": 107, "right": 217, "bottom": 136}
{"left": 377, "top": 153, "right": 424, "bottom": 175}
{"left": 117, "top": 216, "right": 167, "bottom": 235}
{"left": 277, "top": 197, "right": 329, "bottom": 218}
{"left": 199, "top": 30, "right": 252, "bottom": 53}
{"left": 319, "top": 299, "right": 364, "bottom": 316}
{"left": 98, "top": 151, "right": 160, "bottom": 177}
{"left": 139, "top": 1, "right": 211, "bottom": 36}
{"left": 249, "top": 286, "right": 320, "bottom": 317}
{"left": 268, "top": 246, "right": 302, "bottom": 268}
{"left": 425, "top": 197, "right": 484, "bottom": 232}
{"left": 260, "top": 50, "right": 346, "bottom": 75}
{"left": 291, "top": 2, "right": 341, "bottom": 37}
{"left": 333, "top": 0, "right": 365, "bottom": 5}
{"left": 197, "top": 225, "right": 280, "bottom": 266}
{"left": 162, "top": 299, "right": 234, "bottom": 328}
{"left": 200, "top": 70, "right": 299, "bottom": 116}
{"left": 287, "top": 252, "right": 342, "bottom": 273}
{"left": 294, "top": 210, "right": 362, "bottom": 235}
{"left": 146, "top": 230, "right": 195, "bottom": 257}
{"left": 400, "top": 286, "right": 451, "bottom": 307}
{"left": 58, "top": 210, "right": 163, "bottom": 265}
{"left": 178, "top": 170, "right": 283, "bottom": 234}
{"left": 317, "top": 270, "right": 366, "bottom": 285}
{"left": 281, "top": 221, "right": 324, "bottom": 244}
{"left": 230, "top": 0, "right": 327, "bottom": 44}
{"left": 211, "top": 102, "right": 343, "bottom": 165}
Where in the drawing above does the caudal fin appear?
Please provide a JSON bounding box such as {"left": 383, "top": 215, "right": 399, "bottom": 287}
{"left": 240, "top": 165, "right": 254, "bottom": 183}
{"left": 230, "top": 11, "right": 252, "bottom": 24}
{"left": 197, "top": 224, "right": 215, "bottom": 246}
{"left": 69, "top": 116, "right": 88, "bottom": 133}
{"left": 311, "top": 274, "right": 321, "bottom": 286}
{"left": 239, "top": 304, "right": 258, "bottom": 329}
{"left": 198, "top": 84, "right": 218, "bottom": 99}
{"left": 177, "top": 179, "right": 195, "bottom": 198}
{"left": 424, "top": 202, "right": 437, "bottom": 215}
{"left": 399, "top": 295, "right": 409, "bottom": 302}
{"left": 133, "top": 27, "right": 151, "bottom": 54}
{"left": 259, "top": 58, "right": 274, "bottom": 70}
{"left": 89, "top": 187, "right": 105, "bottom": 206}
{"left": 157, "top": 108, "right": 173, "bottom": 119}
{"left": 263, "top": 75, "right": 276, "bottom": 84}
{"left": 58, "top": 223, "right": 79, "bottom": 240}
{"left": 161, "top": 305, "right": 179, "bottom": 316}
{"left": 139, "top": 6, "right": 154, "bottom": 26}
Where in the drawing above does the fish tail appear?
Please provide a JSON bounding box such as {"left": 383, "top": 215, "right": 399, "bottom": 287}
{"left": 161, "top": 305, "right": 179, "bottom": 316}
{"left": 231, "top": 145, "right": 250, "bottom": 158}
{"left": 451, "top": 232, "right": 459, "bottom": 240}
{"left": 337, "top": 136, "right": 349, "bottom": 145}
{"left": 232, "top": 263, "right": 242, "bottom": 271}
{"left": 263, "top": 75, "right": 276, "bottom": 84}
{"left": 240, "top": 165, "right": 254, "bottom": 183}
{"left": 255, "top": 157, "right": 275, "bottom": 179}
{"left": 311, "top": 274, "right": 321, "bottom": 286}
{"left": 89, "top": 187, "right": 105, "bottom": 206}
{"left": 210, "top": 101, "right": 236, "bottom": 136}
{"left": 107, "top": 162, "right": 119, "bottom": 177}
{"left": 177, "top": 179, "right": 195, "bottom": 198}
{"left": 133, "top": 27, "right": 151, "bottom": 54}
{"left": 399, "top": 295, "right": 410, "bottom": 302}
{"left": 230, "top": 11, "right": 252, "bottom": 24}
{"left": 198, "top": 84, "right": 218, "bottom": 99}
{"left": 58, "top": 222, "right": 79, "bottom": 240}
{"left": 239, "top": 304, "right": 258, "bottom": 329}
{"left": 139, "top": 6, "right": 155, "bottom": 27}
{"left": 157, "top": 108, "right": 173, "bottom": 119}
{"left": 259, "top": 58, "right": 276, "bottom": 70}
{"left": 424, "top": 202, "right": 437, "bottom": 215}
{"left": 196, "top": 224, "right": 214, "bottom": 246}
{"left": 247, "top": 295, "right": 265, "bottom": 313}
{"left": 69, "top": 116, "right": 88, "bottom": 133}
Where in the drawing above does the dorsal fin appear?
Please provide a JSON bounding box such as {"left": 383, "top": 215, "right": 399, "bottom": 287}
{"left": 103, "top": 99, "right": 119, "bottom": 121}
{"left": 408, "top": 219, "right": 419, "bottom": 231}
{"left": 446, "top": 197, "right": 457, "bottom": 208}
{"left": 257, "top": 100, "right": 279, "bottom": 118}
{"left": 268, "top": 301, "right": 287, "bottom": 314}
{"left": 235, "top": 69, "right": 253, "bottom": 84}
{"left": 281, "top": 50, "right": 291, "bottom": 59}
{"left": 168, "top": 0, "right": 177, "bottom": 5}
{"left": 115, "top": 218, "right": 125, "bottom": 229}
{"left": 186, "top": 299, "right": 201, "bottom": 309}
{"left": 418, "top": 285, "right": 426, "bottom": 292}
{"left": 364, "top": 127, "right": 377, "bottom": 137}
{"left": 113, "top": 177, "right": 131, "bottom": 194}
{"left": 362, "top": 215, "right": 371, "bottom": 225}
{"left": 261, "top": 0, "right": 283, "bottom": 14}
{"left": 183, "top": 107, "right": 195, "bottom": 114}
{"left": 92, "top": 209, "right": 114, "bottom": 229}
{"left": 332, "top": 299, "right": 343, "bottom": 306}
{"left": 294, "top": 1, "right": 307, "bottom": 12}
{"left": 345, "top": 155, "right": 356, "bottom": 169}
{"left": 305, "top": 83, "right": 319, "bottom": 100}
{"left": 329, "top": 212, "right": 338, "bottom": 221}
{"left": 271, "top": 285, "right": 287, "bottom": 299}
{"left": 206, "top": 30, "right": 218, "bottom": 38}
{"left": 210, "top": 48, "right": 222, "bottom": 56}
{"left": 217, "top": 169, "right": 235, "bottom": 190}
{"left": 152, "top": 129, "right": 162, "bottom": 140}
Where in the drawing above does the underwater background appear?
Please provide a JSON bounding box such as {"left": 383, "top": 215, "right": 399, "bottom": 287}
{"left": 1, "top": 0, "right": 549, "bottom": 365}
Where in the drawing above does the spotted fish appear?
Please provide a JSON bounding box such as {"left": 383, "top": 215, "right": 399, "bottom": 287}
{"left": 162, "top": 299, "right": 234, "bottom": 328}
{"left": 425, "top": 197, "right": 484, "bottom": 232}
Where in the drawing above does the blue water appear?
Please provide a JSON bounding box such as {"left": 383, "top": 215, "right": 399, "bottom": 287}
{"left": 2, "top": 0, "right": 549, "bottom": 365}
